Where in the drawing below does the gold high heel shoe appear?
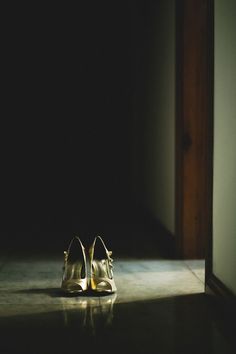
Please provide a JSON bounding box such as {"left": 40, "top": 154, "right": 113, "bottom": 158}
{"left": 61, "top": 236, "right": 88, "bottom": 294}
{"left": 89, "top": 236, "right": 117, "bottom": 293}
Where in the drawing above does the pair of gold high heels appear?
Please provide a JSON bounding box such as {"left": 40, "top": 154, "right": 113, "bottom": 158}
{"left": 61, "top": 236, "right": 117, "bottom": 294}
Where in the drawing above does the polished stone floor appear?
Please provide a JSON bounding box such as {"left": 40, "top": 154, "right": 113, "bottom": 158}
{"left": 0, "top": 255, "right": 234, "bottom": 354}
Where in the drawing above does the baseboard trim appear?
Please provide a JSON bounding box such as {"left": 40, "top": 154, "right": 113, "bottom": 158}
{"left": 206, "top": 273, "right": 236, "bottom": 318}
{"left": 206, "top": 273, "right": 236, "bottom": 346}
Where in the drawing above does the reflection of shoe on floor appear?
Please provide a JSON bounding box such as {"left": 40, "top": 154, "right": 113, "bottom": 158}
{"left": 61, "top": 236, "right": 88, "bottom": 294}
{"left": 61, "top": 298, "right": 88, "bottom": 328}
{"left": 60, "top": 294, "right": 117, "bottom": 334}
{"left": 98, "top": 293, "right": 117, "bottom": 326}
{"left": 89, "top": 236, "right": 117, "bottom": 294}
{"left": 88, "top": 294, "right": 117, "bottom": 335}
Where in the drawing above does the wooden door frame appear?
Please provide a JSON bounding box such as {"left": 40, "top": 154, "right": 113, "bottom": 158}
{"left": 175, "top": 0, "right": 214, "bottom": 259}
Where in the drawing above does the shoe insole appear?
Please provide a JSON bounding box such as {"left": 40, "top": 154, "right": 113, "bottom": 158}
{"left": 65, "top": 239, "right": 86, "bottom": 279}
{"left": 66, "top": 262, "right": 85, "bottom": 280}
{"left": 92, "top": 259, "right": 110, "bottom": 279}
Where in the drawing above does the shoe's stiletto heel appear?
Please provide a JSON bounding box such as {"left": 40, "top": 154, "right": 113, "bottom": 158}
{"left": 61, "top": 236, "right": 88, "bottom": 294}
{"left": 89, "top": 236, "right": 117, "bottom": 293}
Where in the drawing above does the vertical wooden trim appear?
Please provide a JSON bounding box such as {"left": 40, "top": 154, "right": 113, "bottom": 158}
{"left": 175, "top": 0, "right": 214, "bottom": 258}
{"left": 175, "top": 0, "right": 184, "bottom": 257}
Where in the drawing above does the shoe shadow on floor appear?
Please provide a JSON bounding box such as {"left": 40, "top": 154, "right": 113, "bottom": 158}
{"left": 13, "top": 288, "right": 63, "bottom": 297}
{"left": 13, "top": 288, "right": 116, "bottom": 298}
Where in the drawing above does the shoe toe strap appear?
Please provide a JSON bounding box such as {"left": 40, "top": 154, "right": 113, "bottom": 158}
{"left": 62, "top": 279, "right": 87, "bottom": 292}
{"left": 95, "top": 278, "right": 116, "bottom": 292}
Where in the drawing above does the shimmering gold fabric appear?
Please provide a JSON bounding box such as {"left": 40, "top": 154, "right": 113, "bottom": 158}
{"left": 89, "top": 236, "right": 117, "bottom": 293}
{"left": 61, "top": 236, "right": 88, "bottom": 293}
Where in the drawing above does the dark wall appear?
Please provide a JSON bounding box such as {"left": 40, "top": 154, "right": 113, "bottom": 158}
{"left": 131, "top": 0, "right": 175, "bottom": 234}
{"left": 2, "top": 1, "right": 167, "bottom": 252}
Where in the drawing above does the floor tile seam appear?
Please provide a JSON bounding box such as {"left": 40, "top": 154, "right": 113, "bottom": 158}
{"left": 183, "top": 261, "right": 205, "bottom": 285}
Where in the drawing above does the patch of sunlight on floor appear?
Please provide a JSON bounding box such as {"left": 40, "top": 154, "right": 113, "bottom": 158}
{"left": 0, "top": 259, "right": 204, "bottom": 317}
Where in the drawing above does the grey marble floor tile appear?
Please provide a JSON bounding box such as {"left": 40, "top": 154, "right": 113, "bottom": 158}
{"left": 0, "top": 259, "right": 204, "bottom": 317}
